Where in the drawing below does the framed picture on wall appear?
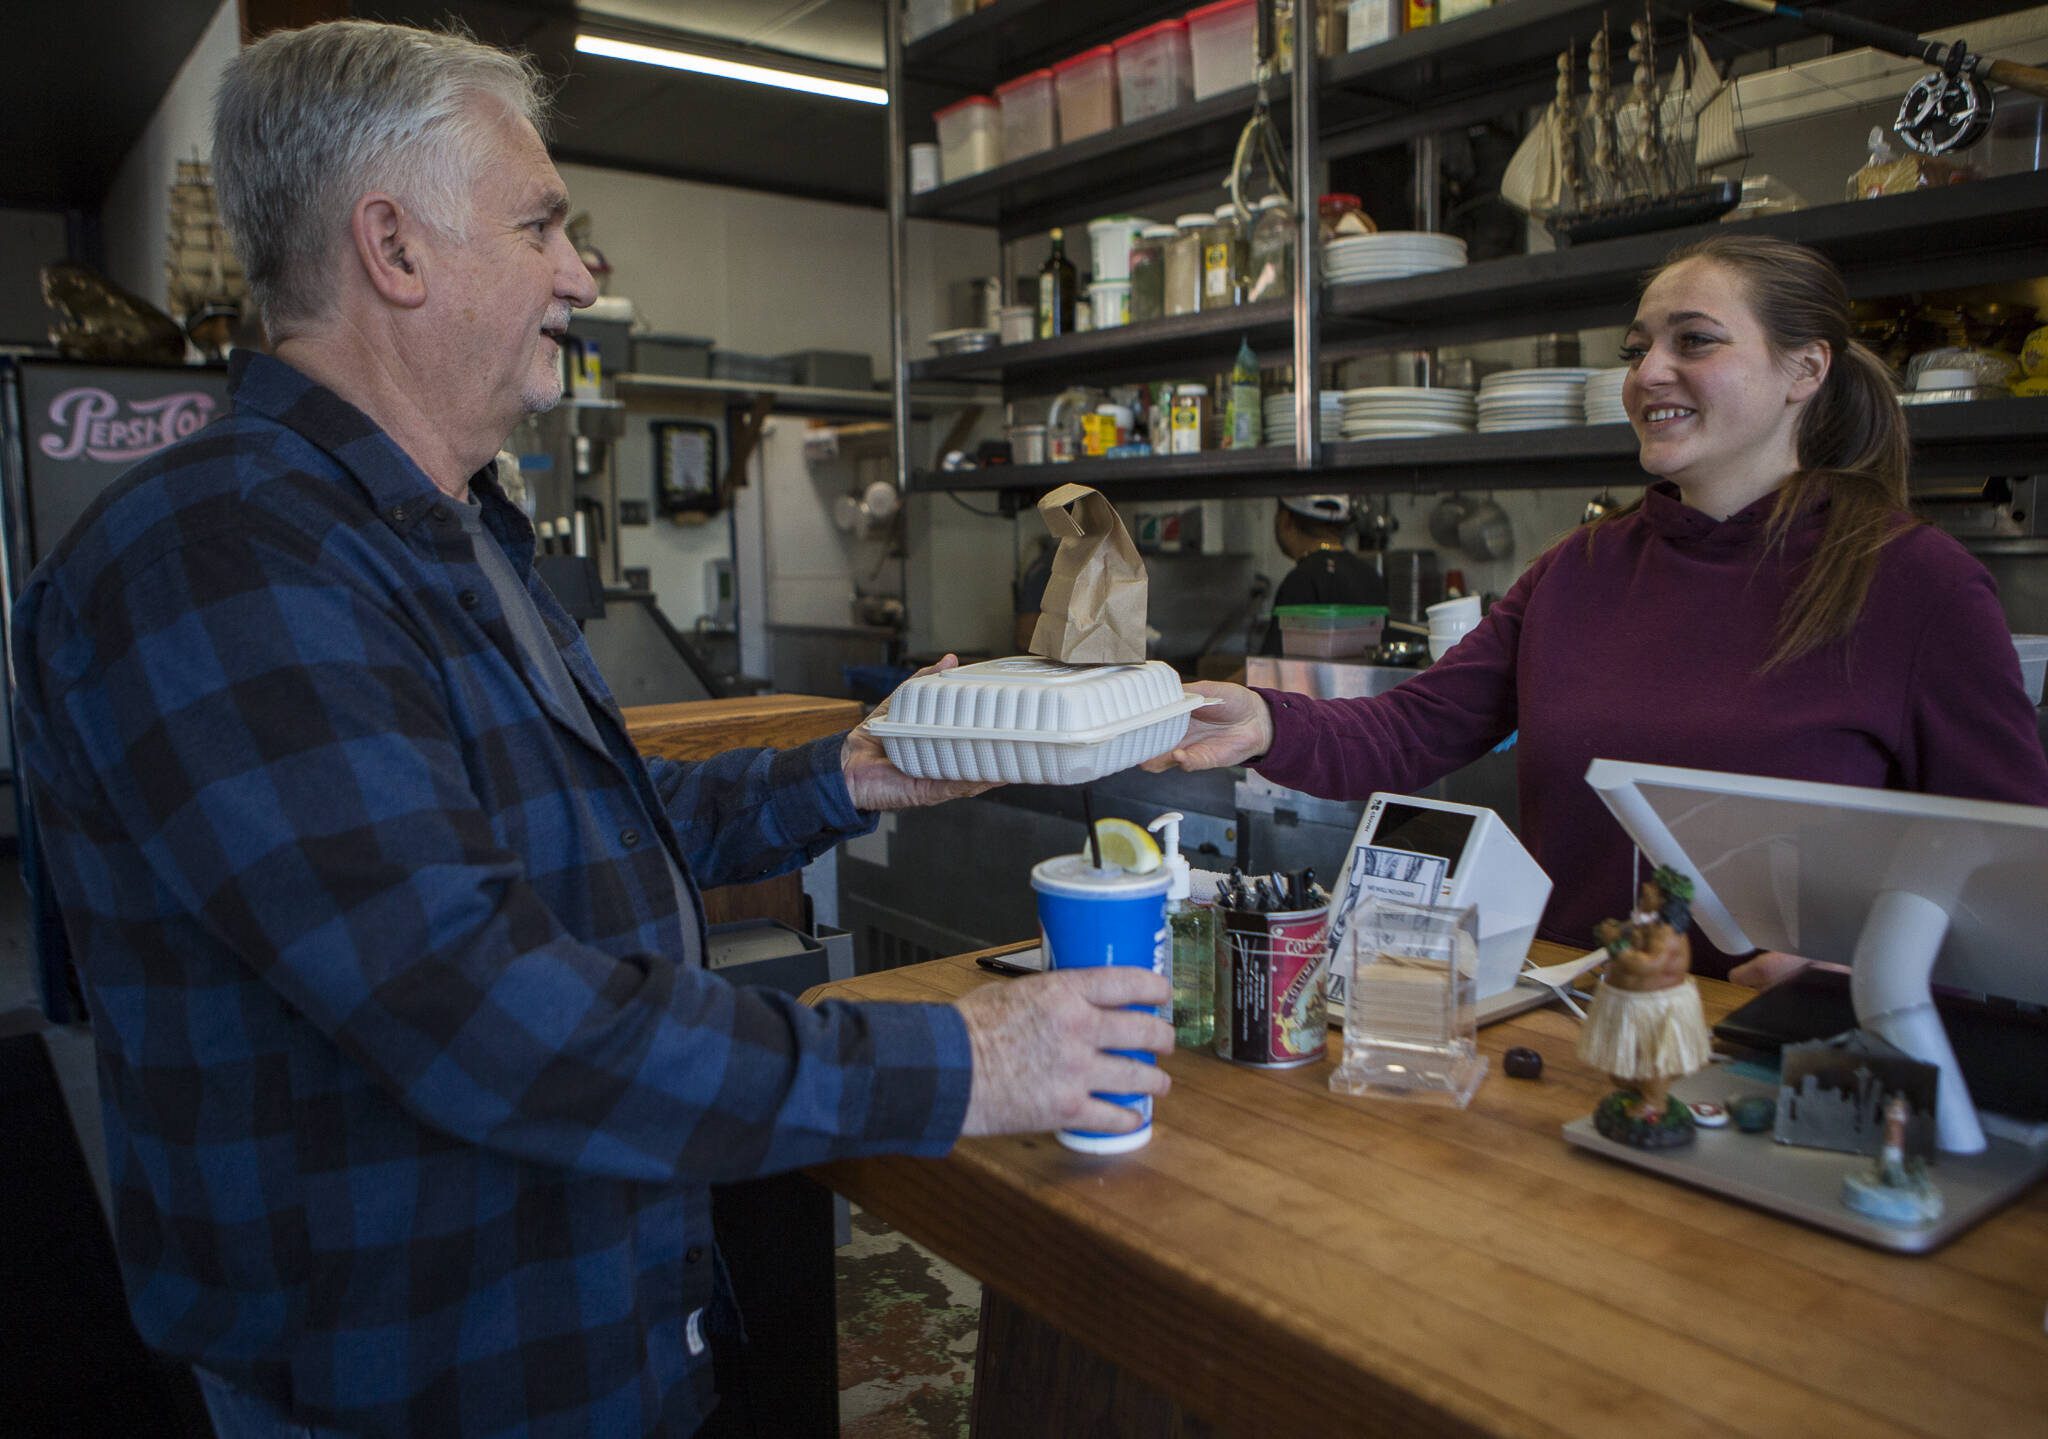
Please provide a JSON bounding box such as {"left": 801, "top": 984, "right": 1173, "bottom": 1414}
{"left": 652, "top": 419, "right": 720, "bottom": 517}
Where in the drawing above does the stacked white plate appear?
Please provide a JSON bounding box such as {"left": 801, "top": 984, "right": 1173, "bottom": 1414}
{"left": 1584, "top": 367, "right": 1630, "bottom": 425}
{"left": 1475, "top": 367, "right": 1600, "bottom": 433}
{"left": 1323, "top": 231, "right": 1468, "bottom": 284}
{"left": 1339, "top": 386, "right": 1476, "bottom": 440}
{"left": 1264, "top": 391, "right": 1343, "bottom": 446}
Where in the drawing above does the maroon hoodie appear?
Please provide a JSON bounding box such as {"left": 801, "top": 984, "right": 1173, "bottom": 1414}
{"left": 1252, "top": 482, "right": 2048, "bottom": 977}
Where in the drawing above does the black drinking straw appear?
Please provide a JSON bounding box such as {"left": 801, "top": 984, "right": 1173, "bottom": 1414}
{"left": 1081, "top": 785, "right": 1104, "bottom": 870}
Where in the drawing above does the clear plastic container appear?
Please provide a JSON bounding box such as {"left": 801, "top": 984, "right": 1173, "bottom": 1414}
{"left": 933, "top": 95, "right": 1001, "bottom": 183}
{"left": 1113, "top": 19, "right": 1194, "bottom": 122}
{"left": 1275, "top": 604, "right": 1389, "bottom": 658}
{"left": 1187, "top": 0, "right": 1257, "bottom": 101}
{"left": 994, "top": 69, "right": 1058, "bottom": 161}
{"left": 1053, "top": 46, "right": 1118, "bottom": 143}
{"left": 864, "top": 658, "right": 1203, "bottom": 785}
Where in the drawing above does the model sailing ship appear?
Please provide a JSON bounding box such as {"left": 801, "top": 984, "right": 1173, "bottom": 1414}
{"left": 1501, "top": 9, "right": 1746, "bottom": 244}
{"left": 165, "top": 157, "right": 249, "bottom": 357}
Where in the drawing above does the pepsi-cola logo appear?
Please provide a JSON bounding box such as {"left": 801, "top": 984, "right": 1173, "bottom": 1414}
{"left": 38, "top": 386, "right": 217, "bottom": 463}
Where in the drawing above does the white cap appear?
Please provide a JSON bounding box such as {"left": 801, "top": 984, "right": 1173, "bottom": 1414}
{"left": 1147, "top": 811, "right": 1191, "bottom": 901}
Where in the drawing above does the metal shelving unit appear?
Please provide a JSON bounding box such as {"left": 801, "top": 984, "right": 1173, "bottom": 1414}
{"left": 914, "top": 398, "right": 2048, "bottom": 499}
{"left": 884, "top": 0, "right": 2048, "bottom": 501}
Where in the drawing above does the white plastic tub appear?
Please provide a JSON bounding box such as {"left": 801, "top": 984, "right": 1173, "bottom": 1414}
{"left": 864, "top": 658, "right": 1203, "bottom": 785}
{"left": 1053, "top": 46, "right": 1118, "bottom": 143}
{"left": 1089, "top": 278, "right": 1132, "bottom": 329}
{"left": 1085, "top": 214, "right": 1151, "bottom": 281}
{"left": 1114, "top": 19, "right": 1194, "bottom": 122}
{"left": 995, "top": 69, "right": 1058, "bottom": 161}
{"left": 933, "top": 95, "right": 1000, "bottom": 183}
{"left": 1187, "top": 0, "right": 1257, "bottom": 101}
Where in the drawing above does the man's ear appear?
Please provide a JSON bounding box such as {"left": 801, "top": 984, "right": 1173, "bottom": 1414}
{"left": 1786, "top": 340, "right": 1830, "bottom": 404}
{"left": 351, "top": 193, "right": 429, "bottom": 309}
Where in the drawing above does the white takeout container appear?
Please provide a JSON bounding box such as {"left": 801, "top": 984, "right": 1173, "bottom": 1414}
{"left": 865, "top": 657, "right": 1204, "bottom": 785}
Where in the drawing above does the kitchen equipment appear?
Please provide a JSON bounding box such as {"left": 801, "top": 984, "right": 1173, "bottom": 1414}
{"left": 1187, "top": 0, "right": 1257, "bottom": 101}
{"left": 863, "top": 657, "right": 1204, "bottom": 785}
{"left": 928, "top": 327, "right": 998, "bottom": 356}
{"left": 908, "top": 142, "right": 940, "bottom": 193}
{"left": 1455, "top": 498, "right": 1514, "bottom": 561}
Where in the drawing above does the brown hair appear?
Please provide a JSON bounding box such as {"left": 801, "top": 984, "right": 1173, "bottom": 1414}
{"left": 1593, "top": 234, "right": 1912, "bottom": 668}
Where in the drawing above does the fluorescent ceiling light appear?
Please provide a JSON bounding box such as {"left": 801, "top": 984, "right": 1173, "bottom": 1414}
{"left": 575, "top": 33, "right": 888, "bottom": 105}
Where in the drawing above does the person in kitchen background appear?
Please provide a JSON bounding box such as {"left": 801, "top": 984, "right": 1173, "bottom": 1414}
{"left": 1154, "top": 234, "right": 2048, "bottom": 983}
{"left": 9, "top": 20, "right": 1171, "bottom": 1439}
{"left": 1258, "top": 494, "right": 1392, "bottom": 655}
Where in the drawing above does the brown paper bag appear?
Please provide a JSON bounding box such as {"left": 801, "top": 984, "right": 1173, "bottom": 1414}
{"left": 1027, "top": 482, "right": 1148, "bottom": 664}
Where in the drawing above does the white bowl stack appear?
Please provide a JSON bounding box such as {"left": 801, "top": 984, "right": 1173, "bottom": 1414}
{"left": 1583, "top": 367, "right": 1630, "bottom": 425}
{"left": 1475, "top": 367, "right": 1600, "bottom": 432}
{"left": 1322, "top": 231, "right": 1468, "bottom": 284}
{"left": 1264, "top": 392, "right": 1343, "bottom": 446}
{"left": 1339, "top": 386, "right": 1476, "bottom": 440}
{"left": 1426, "top": 594, "right": 1482, "bottom": 661}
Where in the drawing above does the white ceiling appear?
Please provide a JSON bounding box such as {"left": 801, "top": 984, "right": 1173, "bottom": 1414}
{"left": 581, "top": 0, "right": 885, "bottom": 68}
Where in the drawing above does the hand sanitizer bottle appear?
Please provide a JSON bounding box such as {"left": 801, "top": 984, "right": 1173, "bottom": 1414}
{"left": 1150, "top": 811, "right": 1217, "bottom": 1048}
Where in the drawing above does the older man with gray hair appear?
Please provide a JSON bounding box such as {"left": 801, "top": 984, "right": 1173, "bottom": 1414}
{"left": 10, "top": 20, "right": 1169, "bottom": 1437}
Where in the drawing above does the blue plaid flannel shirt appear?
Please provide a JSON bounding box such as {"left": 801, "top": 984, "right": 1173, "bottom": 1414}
{"left": 10, "top": 352, "right": 972, "bottom": 1437}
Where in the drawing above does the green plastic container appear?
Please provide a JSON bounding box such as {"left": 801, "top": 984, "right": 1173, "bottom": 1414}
{"left": 1273, "top": 603, "right": 1388, "bottom": 658}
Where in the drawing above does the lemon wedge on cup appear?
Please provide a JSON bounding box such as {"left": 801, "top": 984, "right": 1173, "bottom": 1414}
{"left": 1091, "top": 818, "right": 1163, "bottom": 874}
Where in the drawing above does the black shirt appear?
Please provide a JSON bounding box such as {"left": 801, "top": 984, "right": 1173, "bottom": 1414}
{"left": 1259, "top": 548, "right": 1388, "bottom": 654}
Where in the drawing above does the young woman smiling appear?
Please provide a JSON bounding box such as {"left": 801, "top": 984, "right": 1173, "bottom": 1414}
{"left": 1152, "top": 235, "right": 2048, "bottom": 980}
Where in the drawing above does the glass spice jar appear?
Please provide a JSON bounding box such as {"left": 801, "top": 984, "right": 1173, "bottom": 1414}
{"left": 1200, "top": 208, "right": 1242, "bottom": 310}
{"left": 1245, "top": 195, "right": 1295, "bottom": 304}
{"left": 1128, "top": 224, "right": 1175, "bottom": 324}
{"left": 1164, "top": 212, "right": 1210, "bottom": 318}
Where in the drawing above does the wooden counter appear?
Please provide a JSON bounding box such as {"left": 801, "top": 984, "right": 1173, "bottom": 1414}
{"left": 804, "top": 944, "right": 2048, "bottom": 1438}
{"left": 624, "top": 694, "right": 862, "bottom": 928}
{"left": 623, "top": 694, "right": 863, "bottom": 763}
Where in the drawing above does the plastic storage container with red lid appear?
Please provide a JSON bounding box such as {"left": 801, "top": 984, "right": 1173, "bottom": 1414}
{"left": 932, "top": 94, "right": 1001, "bottom": 183}
{"left": 994, "top": 68, "right": 1058, "bottom": 161}
{"left": 1113, "top": 18, "right": 1193, "bottom": 123}
{"left": 1052, "top": 45, "right": 1119, "bottom": 143}
{"left": 1186, "top": 0, "right": 1257, "bottom": 101}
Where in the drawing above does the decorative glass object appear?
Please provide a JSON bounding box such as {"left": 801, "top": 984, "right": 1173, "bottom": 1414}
{"left": 1328, "top": 897, "right": 1486, "bottom": 1107}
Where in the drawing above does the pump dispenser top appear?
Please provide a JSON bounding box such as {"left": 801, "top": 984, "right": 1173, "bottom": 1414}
{"left": 1148, "top": 811, "right": 1192, "bottom": 902}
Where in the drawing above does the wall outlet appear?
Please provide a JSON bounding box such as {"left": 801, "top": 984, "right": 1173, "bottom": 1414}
{"left": 620, "top": 499, "right": 651, "bottom": 526}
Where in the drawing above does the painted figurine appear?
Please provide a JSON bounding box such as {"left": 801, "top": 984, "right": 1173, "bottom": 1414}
{"left": 1579, "top": 867, "right": 1713, "bottom": 1148}
{"left": 1841, "top": 1093, "right": 1945, "bottom": 1227}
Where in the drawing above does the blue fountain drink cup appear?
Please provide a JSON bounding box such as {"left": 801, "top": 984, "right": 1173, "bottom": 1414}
{"left": 1030, "top": 854, "right": 1171, "bottom": 1154}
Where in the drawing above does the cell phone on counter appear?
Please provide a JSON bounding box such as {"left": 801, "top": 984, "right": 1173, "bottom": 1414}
{"left": 974, "top": 947, "right": 1045, "bottom": 977}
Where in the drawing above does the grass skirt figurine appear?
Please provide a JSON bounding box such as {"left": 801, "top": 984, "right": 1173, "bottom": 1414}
{"left": 1579, "top": 867, "right": 1713, "bottom": 1148}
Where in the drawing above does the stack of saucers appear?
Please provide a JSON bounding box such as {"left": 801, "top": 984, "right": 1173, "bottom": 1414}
{"left": 1475, "top": 368, "right": 1599, "bottom": 432}
{"left": 1322, "top": 231, "right": 1468, "bottom": 285}
{"left": 1583, "top": 368, "right": 1630, "bottom": 425}
{"left": 1338, "top": 386, "right": 1477, "bottom": 440}
{"left": 1264, "top": 392, "right": 1343, "bottom": 446}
